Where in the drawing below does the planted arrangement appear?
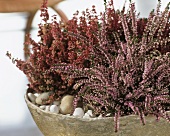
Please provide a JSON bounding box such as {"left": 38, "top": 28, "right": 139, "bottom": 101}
{"left": 7, "top": 0, "right": 169, "bottom": 133}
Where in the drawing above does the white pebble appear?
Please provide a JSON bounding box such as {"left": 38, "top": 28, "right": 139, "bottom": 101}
{"left": 53, "top": 100, "right": 60, "bottom": 106}
{"left": 39, "top": 105, "right": 46, "bottom": 110}
{"left": 73, "top": 107, "right": 84, "bottom": 118}
{"left": 28, "top": 93, "right": 36, "bottom": 103}
{"left": 34, "top": 93, "right": 40, "bottom": 97}
{"left": 98, "top": 114, "right": 103, "bottom": 118}
{"left": 106, "top": 113, "right": 111, "bottom": 117}
{"left": 50, "top": 105, "right": 59, "bottom": 113}
{"left": 86, "top": 110, "right": 93, "bottom": 117}
{"left": 83, "top": 113, "right": 90, "bottom": 118}
{"left": 45, "top": 105, "right": 50, "bottom": 112}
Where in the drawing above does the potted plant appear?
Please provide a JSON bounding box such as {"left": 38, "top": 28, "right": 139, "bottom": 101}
{"left": 7, "top": 0, "right": 170, "bottom": 135}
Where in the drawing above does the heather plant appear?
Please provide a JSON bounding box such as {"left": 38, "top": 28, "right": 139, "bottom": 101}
{"left": 6, "top": 0, "right": 99, "bottom": 103}
{"left": 104, "top": 0, "right": 170, "bottom": 54}
{"left": 52, "top": 0, "right": 170, "bottom": 132}
{"left": 7, "top": 0, "right": 170, "bottom": 133}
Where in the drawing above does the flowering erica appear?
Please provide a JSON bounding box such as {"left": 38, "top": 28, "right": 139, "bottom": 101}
{"left": 53, "top": 0, "right": 170, "bottom": 132}
{"left": 7, "top": 0, "right": 169, "bottom": 133}
{"left": 7, "top": 0, "right": 97, "bottom": 102}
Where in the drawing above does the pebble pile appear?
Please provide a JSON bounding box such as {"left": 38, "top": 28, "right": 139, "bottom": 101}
{"left": 27, "top": 92, "right": 97, "bottom": 118}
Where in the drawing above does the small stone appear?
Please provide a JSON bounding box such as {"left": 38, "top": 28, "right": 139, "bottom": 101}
{"left": 83, "top": 113, "right": 90, "bottom": 118}
{"left": 35, "top": 92, "right": 50, "bottom": 105}
{"left": 60, "top": 95, "right": 74, "bottom": 114}
{"left": 28, "top": 93, "right": 36, "bottom": 103}
{"left": 86, "top": 110, "right": 93, "bottom": 117}
{"left": 106, "top": 113, "right": 111, "bottom": 117}
{"left": 53, "top": 100, "right": 60, "bottom": 106}
{"left": 98, "top": 114, "right": 103, "bottom": 118}
{"left": 50, "top": 105, "right": 59, "bottom": 113}
{"left": 34, "top": 93, "right": 40, "bottom": 97}
{"left": 39, "top": 105, "right": 46, "bottom": 110}
{"left": 73, "top": 107, "right": 84, "bottom": 118}
{"left": 45, "top": 105, "right": 50, "bottom": 112}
